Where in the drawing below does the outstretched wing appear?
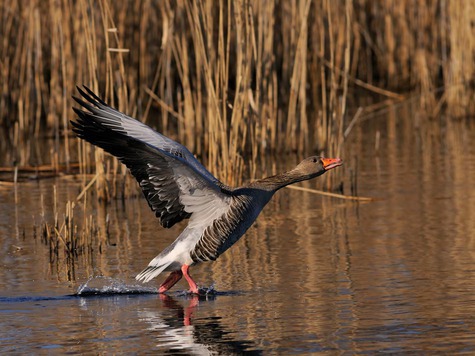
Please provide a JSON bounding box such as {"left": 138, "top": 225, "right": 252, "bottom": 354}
{"left": 71, "top": 86, "right": 230, "bottom": 228}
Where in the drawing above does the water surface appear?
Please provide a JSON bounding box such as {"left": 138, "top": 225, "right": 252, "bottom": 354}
{"left": 1, "top": 104, "right": 475, "bottom": 353}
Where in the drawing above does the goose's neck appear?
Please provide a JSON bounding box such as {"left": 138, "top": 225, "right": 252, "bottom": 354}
{"left": 250, "top": 169, "right": 307, "bottom": 192}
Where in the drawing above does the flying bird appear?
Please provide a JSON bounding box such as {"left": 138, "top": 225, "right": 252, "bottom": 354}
{"left": 71, "top": 86, "right": 342, "bottom": 294}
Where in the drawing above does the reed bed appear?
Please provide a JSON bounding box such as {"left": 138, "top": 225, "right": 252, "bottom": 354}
{"left": 39, "top": 186, "right": 101, "bottom": 280}
{"left": 1, "top": 0, "right": 474, "bottom": 199}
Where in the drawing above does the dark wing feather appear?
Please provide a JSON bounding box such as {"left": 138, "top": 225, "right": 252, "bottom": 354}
{"left": 71, "top": 86, "right": 228, "bottom": 228}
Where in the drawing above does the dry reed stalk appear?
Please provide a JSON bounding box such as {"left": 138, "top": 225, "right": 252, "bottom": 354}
{"left": 40, "top": 185, "right": 100, "bottom": 274}
{"left": 286, "top": 0, "right": 311, "bottom": 153}
{"left": 1, "top": 0, "right": 474, "bottom": 197}
{"left": 444, "top": 1, "right": 475, "bottom": 117}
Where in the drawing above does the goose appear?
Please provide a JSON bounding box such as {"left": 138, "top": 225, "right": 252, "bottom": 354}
{"left": 71, "top": 86, "right": 342, "bottom": 294}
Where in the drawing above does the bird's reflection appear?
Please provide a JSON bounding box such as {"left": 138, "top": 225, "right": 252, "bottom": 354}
{"left": 140, "top": 293, "right": 261, "bottom": 354}
{"left": 158, "top": 293, "right": 202, "bottom": 326}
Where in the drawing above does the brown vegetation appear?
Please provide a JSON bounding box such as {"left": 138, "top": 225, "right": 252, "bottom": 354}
{"left": 39, "top": 185, "right": 101, "bottom": 279}
{"left": 1, "top": 0, "right": 474, "bottom": 196}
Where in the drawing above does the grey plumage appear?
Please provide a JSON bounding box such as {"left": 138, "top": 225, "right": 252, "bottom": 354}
{"left": 191, "top": 194, "right": 261, "bottom": 262}
{"left": 71, "top": 86, "right": 342, "bottom": 292}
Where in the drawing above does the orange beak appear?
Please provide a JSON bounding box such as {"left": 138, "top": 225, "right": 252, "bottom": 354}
{"left": 321, "top": 157, "right": 343, "bottom": 171}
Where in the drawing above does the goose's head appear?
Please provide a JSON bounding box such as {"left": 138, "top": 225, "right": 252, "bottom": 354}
{"left": 294, "top": 156, "right": 343, "bottom": 179}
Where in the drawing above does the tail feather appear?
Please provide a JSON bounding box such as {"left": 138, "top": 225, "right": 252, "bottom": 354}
{"left": 136, "top": 261, "right": 173, "bottom": 283}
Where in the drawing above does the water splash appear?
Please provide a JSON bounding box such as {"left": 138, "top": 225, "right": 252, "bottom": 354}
{"left": 199, "top": 284, "right": 216, "bottom": 296}
{"left": 76, "top": 276, "right": 158, "bottom": 296}
{"left": 175, "top": 284, "right": 217, "bottom": 297}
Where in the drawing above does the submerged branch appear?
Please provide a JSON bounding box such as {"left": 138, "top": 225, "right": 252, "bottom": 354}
{"left": 0, "top": 163, "right": 80, "bottom": 173}
{"left": 76, "top": 174, "right": 98, "bottom": 201}
{"left": 287, "top": 185, "right": 376, "bottom": 201}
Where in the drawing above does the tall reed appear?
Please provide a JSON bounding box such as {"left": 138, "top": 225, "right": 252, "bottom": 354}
{"left": 1, "top": 0, "right": 473, "bottom": 195}
{"left": 40, "top": 185, "right": 100, "bottom": 280}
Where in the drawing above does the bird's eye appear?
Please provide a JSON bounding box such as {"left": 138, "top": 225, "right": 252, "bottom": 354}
{"left": 313, "top": 158, "right": 317, "bottom": 163}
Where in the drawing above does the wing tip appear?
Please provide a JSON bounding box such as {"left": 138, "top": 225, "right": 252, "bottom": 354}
{"left": 73, "top": 85, "right": 108, "bottom": 108}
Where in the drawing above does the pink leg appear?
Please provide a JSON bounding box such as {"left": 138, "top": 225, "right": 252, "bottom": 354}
{"left": 181, "top": 264, "right": 199, "bottom": 294}
{"left": 159, "top": 270, "right": 183, "bottom": 293}
{"left": 183, "top": 296, "right": 199, "bottom": 326}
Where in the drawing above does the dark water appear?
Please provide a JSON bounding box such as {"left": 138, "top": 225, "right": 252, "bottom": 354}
{"left": 1, "top": 104, "right": 475, "bottom": 353}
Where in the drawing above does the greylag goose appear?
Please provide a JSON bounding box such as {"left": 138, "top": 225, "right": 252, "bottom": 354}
{"left": 72, "top": 86, "right": 342, "bottom": 294}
